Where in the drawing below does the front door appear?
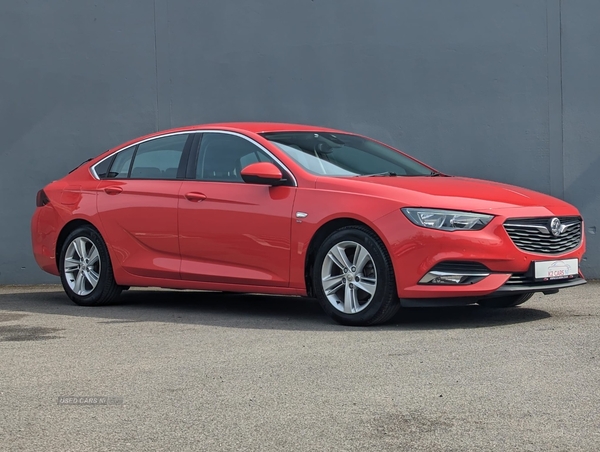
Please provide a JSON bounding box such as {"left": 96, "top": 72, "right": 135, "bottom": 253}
{"left": 178, "top": 132, "right": 296, "bottom": 286}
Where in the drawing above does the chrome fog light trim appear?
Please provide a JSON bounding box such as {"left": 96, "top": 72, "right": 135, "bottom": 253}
{"left": 419, "top": 271, "right": 490, "bottom": 285}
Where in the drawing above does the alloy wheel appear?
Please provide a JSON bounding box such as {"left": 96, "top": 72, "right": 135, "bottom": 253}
{"left": 63, "top": 237, "right": 101, "bottom": 296}
{"left": 320, "top": 240, "right": 378, "bottom": 314}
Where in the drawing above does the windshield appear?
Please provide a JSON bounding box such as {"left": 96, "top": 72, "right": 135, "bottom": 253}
{"left": 261, "top": 132, "right": 433, "bottom": 177}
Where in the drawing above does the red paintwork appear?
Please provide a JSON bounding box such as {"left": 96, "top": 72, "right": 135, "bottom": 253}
{"left": 240, "top": 162, "right": 283, "bottom": 181}
{"left": 178, "top": 181, "right": 295, "bottom": 286}
{"left": 96, "top": 179, "right": 182, "bottom": 279}
{"left": 31, "top": 122, "right": 586, "bottom": 299}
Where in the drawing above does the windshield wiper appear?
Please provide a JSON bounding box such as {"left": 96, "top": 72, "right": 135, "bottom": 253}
{"left": 356, "top": 171, "right": 443, "bottom": 177}
{"left": 361, "top": 172, "right": 398, "bottom": 177}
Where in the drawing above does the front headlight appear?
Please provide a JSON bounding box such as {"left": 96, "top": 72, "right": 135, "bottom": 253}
{"left": 401, "top": 208, "right": 493, "bottom": 231}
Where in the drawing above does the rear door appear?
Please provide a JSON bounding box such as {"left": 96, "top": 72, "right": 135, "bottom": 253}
{"left": 96, "top": 133, "right": 193, "bottom": 279}
{"left": 178, "top": 132, "right": 296, "bottom": 286}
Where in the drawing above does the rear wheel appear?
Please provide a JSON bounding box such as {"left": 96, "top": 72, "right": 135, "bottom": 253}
{"left": 477, "top": 293, "right": 534, "bottom": 308}
{"left": 312, "top": 226, "right": 400, "bottom": 326}
{"left": 59, "top": 226, "right": 122, "bottom": 306}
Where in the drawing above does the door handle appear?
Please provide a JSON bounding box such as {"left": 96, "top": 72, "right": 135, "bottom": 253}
{"left": 103, "top": 186, "right": 123, "bottom": 195}
{"left": 185, "top": 192, "right": 207, "bottom": 202}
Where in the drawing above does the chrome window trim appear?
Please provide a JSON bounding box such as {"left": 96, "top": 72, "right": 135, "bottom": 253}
{"left": 89, "top": 131, "right": 191, "bottom": 179}
{"left": 90, "top": 129, "right": 297, "bottom": 186}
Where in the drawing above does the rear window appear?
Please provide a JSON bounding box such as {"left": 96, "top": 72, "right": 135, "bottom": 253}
{"left": 99, "top": 134, "right": 190, "bottom": 180}
{"left": 107, "top": 146, "right": 135, "bottom": 179}
{"left": 129, "top": 135, "right": 188, "bottom": 179}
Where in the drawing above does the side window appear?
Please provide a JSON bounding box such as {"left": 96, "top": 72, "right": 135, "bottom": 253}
{"left": 107, "top": 146, "right": 135, "bottom": 179}
{"left": 93, "top": 156, "right": 113, "bottom": 179}
{"left": 196, "top": 133, "right": 275, "bottom": 182}
{"left": 130, "top": 134, "right": 188, "bottom": 179}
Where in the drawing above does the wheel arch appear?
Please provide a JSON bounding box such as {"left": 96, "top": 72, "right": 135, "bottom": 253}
{"left": 304, "top": 217, "right": 395, "bottom": 297}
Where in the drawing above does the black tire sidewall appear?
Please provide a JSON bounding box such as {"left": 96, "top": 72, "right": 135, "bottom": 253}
{"left": 312, "top": 227, "right": 396, "bottom": 325}
{"left": 58, "top": 226, "right": 115, "bottom": 305}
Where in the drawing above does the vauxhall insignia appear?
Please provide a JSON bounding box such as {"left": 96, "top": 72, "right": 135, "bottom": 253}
{"left": 30, "top": 123, "right": 587, "bottom": 326}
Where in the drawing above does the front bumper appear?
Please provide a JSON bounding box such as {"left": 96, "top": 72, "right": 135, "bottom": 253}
{"left": 400, "top": 276, "right": 586, "bottom": 307}
{"left": 491, "top": 275, "right": 586, "bottom": 295}
{"left": 374, "top": 208, "right": 586, "bottom": 300}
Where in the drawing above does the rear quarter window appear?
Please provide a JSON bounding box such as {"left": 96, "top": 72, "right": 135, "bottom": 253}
{"left": 93, "top": 156, "right": 113, "bottom": 179}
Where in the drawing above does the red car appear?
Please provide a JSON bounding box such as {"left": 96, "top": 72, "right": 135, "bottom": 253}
{"left": 31, "top": 123, "right": 586, "bottom": 325}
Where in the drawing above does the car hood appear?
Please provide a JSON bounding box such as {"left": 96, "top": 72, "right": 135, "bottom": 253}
{"left": 318, "top": 176, "right": 579, "bottom": 215}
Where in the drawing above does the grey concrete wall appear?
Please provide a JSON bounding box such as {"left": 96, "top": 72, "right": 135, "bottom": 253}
{"left": 0, "top": 0, "right": 598, "bottom": 283}
{"left": 561, "top": 0, "right": 600, "bottom": 277}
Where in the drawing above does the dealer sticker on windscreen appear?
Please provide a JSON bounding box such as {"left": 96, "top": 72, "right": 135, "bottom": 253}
{"left": 534, "top": 258, "right": 578, "bottom": 280}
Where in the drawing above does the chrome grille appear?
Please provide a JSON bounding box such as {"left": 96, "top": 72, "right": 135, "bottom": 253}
{"left": 505, "top": 273, "right": 530, "bottom": 285}
{"left": 506, "top": 272, "right": 581, "bottom": 286}
{"left": 504, "top": 217, "right": 582, "bottom": 254}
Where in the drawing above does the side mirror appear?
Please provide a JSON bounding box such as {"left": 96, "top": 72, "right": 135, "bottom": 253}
{"left": 240, "top": 162, "right": 285, "bottom": 186}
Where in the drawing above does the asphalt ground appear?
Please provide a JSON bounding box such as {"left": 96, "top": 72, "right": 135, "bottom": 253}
{"left": 0, "top": 283, "right": 599, "bottom": 451}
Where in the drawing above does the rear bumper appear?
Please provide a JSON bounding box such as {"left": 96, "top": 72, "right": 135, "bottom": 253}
{"left": 31, "top": 206, "right": 60, "bottom": 276}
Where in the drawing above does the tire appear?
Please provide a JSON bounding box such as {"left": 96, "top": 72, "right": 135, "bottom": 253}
{"left": 312, "top": 226, "right": 400, "bottom": 326}
{"left": 477, "top": 293, "right": 534, "bottom": 308}
{"left": 58, "top": 226, "right": 122, "bottom": 306}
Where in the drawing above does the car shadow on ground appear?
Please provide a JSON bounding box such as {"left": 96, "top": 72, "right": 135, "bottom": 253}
{"left": 0, "top": 288, "right": 552, "bottom": 331}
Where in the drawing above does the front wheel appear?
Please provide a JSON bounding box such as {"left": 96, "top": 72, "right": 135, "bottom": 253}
{"left": 59, "top": 226, "right": 122, "bottom": 306}
{"left": 477, "top": 293, "right": 534, "bottom": 308}
{"left": 312, "top": 226, "right": 400, "bottom": 326}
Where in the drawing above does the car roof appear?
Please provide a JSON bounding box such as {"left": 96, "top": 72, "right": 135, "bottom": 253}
{"left": 203, "top": 122, "right": 346, "bottom": 133}
{"left": 176, "top": 122, "right": 347, "bottom": 135}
